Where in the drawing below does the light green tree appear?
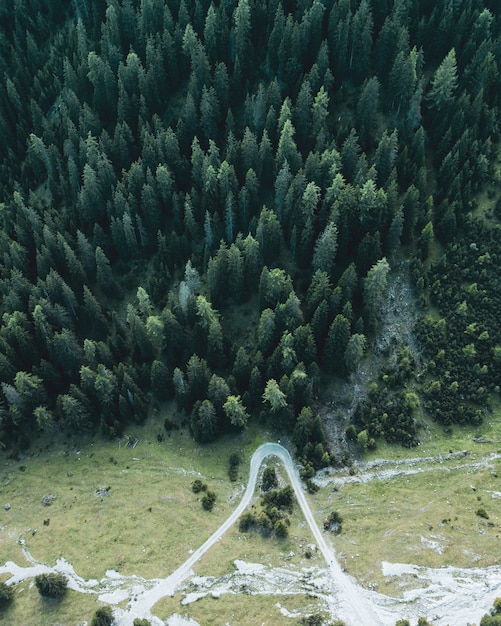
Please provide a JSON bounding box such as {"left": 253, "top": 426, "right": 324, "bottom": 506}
{"left": 263, "top": 379, "right": 287, "bottom": 412}
{"left": 364, "top": 257, "right": 390, "bottom": 330}
{"left": 223, "top": 395, "right": 249, "bottom": 428}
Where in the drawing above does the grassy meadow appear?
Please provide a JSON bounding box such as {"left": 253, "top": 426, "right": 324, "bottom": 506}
{"left": 316, "top": 406, "right": 501, "bottom": 595}
{"left": 0, "top": 401, "right": 500, "bottom": 623}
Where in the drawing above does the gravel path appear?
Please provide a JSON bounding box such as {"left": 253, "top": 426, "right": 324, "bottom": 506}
{"left": 2, "top": 443, "right": 498, "bottom": 625}
{"left": 118, "top": 442, "right": 380, "bottom": 625}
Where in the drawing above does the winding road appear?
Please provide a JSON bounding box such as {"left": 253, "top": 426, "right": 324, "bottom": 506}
{"left": 3, "top": 443, "right": 498, "bottom": 624}
{"left": 120, "top": 442, "right": 381, "bottom": 626}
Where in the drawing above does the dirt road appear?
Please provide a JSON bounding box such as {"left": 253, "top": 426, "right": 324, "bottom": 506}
{"left": 121, "top": 442, "right": 381, "bottom": 625}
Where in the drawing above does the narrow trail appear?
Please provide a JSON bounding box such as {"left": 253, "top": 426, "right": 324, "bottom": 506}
{"left": 119, "top": 443, "right": 382, "bottom": 626}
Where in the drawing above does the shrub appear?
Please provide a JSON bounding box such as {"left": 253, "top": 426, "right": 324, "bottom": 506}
{"left": 494, "top": 598, "right": 501, "bottom": 615}
{"left": 201, "top": 490, "right": 216, "bottom": 511}
{"left": 300, "top": 615, "right": 323, "bottom": 626}
{"left": 133, "top": 620, "right": 151, "bottom": 626}
{"left": 300, "top": 463, "right": 315, "bottom": 480}
{"left": 261, "top": 466, "right": 278, "bottom": 491}
{"left": 274, "top": 519, "right": 288, "bottom": 538}
{"left": 229, "top": 453, "right": 240, "bottom": 468}
{"left": 91, "top": 605, "right": 114, "bottom": 626}
{"left": 0, "top": 581, "right": 14, "bottom": 608}
{"left": 191, "top": 479, "right": 206, "bottom": 493}
{"left": 306, "top": 479, "right": 319, "bottom": 494}
{"left": 228, "top": 453, "right": 240, "bottom": 481}
{"left": 239, "top": 512, "right": 256, "bottom": 532}
{"left": 324, "top": 511, "right": 343, "bottom": 534}
{"left": 34, "top": 572, "right": 68, "bottom": 598}
{"left": 476, "top": 507, "right": 489, "bottom": 519}
{"left": 262, "top": 486, "right": 294, "bottom": 511}
{"left": 164, "top": 417, "right": 179, "bottom": 431}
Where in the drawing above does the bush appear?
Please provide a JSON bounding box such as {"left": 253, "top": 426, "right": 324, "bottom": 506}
{"left": 0, "top": 581, "right": 14, "bottom": 608}
{"left": 476, "top": 507, "right": 489, "bottom": 519}
{"left": 239, "top": 512, "right": 256, "bottom": 532}
{"left": 133, "top": 620, "right": 151, "bottom": 626}
{"left": 324, "top": 511, "right": 343, "bottom": 534}
{"left": 262, "top": 486, "right": 294, "bottom": 511}
{"left": 300, "top": 616, "right": 323, "bottom": 626}
{"left": 34, "top": 573, "right": 68, "bottom": 599}
{"left": 201, "top": 490, "right": 216, "bottom": 511}
{"left": 91, "top": 605, "right": 114, "bottom": 626}
{"left": 164, "top": 417, "right": 179, "bottom": 431}
{"left": 274, "top": 519, "right": 288, "bottom": 538}
{"left": 261, "top": 466, "right": 278, "bottom": 491}
{"left": 229, "top": 453, "right": 240, "bottom": 468}
{"left": 191, "top": 479, "right": 206, "bottom": 493}
{"left": 306, "top": 479, "right": 319, "bottom": 494}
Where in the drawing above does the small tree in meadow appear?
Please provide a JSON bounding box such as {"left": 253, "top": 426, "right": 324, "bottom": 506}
{"left": 91, "top": 605, "right": 114, "bottom": 626}
{"left": 0, "top": 581, "right": 14, "bottom": 608}
{"left": 34, "top": 573, "right": 68, "bottom": 599}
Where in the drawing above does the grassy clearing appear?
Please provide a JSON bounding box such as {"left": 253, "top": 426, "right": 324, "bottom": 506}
{"left": 0, "top": 415, "right": 319, "bottom": 624}
{"left": 193, "top": 461, "right": 322, "bottom": 579}
{"left": 0, "top": 585, "right": 100, "bottom": 626}
{"left": 313, "top": 408, "right": 501, "bottom": 595}
{"left": 2, "top": 401, "right": 501, "bottom": 623}
{"left": 153, "top": 591, "right": 329, "bottom": 626}
{"left": 0, "top": 420, "right": 258, "bottom": 581}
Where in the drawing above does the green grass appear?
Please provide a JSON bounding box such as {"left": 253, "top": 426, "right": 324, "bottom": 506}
{"left": 153, "top": 591, "right": 330, "bottom": 626}
{"left": 0, "top": 422, "right": 253, "bottom": 581}
{"left": 1, "top": 405, "right": 501, "bottom": 622}
{"left": 0, "top": 585, "right": 101, "bottom": 626}
{"left": 0, "top": 416, "right": 312, "bottom": 624}
{"left": 312, "top": 407, "right": 501, "bottom": 595}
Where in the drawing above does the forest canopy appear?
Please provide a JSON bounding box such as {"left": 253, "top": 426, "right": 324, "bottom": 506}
{"left": 0, "top": 0, "right": 500, "bottom": 457}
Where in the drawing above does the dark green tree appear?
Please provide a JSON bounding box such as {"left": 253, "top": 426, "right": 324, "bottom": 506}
{"left": 34, "top": 573, "right": 67, "bottom": 599}
{"left": 323, "top": 315, "right": 351, "bottom": 376}
{"left": 91, "top": 606, "right": 114, "bottom": 626}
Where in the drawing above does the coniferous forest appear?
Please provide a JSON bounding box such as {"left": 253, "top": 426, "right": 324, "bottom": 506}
{"left": 0, "top": 0, "right": 500, "bottom": 467}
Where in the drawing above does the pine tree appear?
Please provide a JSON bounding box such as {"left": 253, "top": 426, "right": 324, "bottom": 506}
{"left": 186, "top": 354, "right": 211, "bottom": 403}
{"left": 233, "top": 346, "right": 251, "bottom": 390}
{"left": 95, "top": 247, "right": 116, "bottom": 295}
{"left": 193, "top": 399, "right": 218, "bottom": 442}
{"left": 207, "top": 319, "right": 224, "bottom": 369}
{"left": 223, "top": 394, "right": 249, "bottom": 429}
{"left": 323, "top": 314, "right": 351, "bottom": 376}
{"left": 356, "top": 77, "right": 380, "bottom": 149}
{"left": 349, "top": 0, "right": 373, "bottom": 84}
{"left": 234, "top": 0, "right": 252, "bottom": 77}
{"left": 256, "top": 207, "right": 282, "bottom": 265}
{"left": 363, "top": 257, "right": 390, "bottom": 331}
{"left": 274, "top": 161, "right": 292, "bottom": 221}
{"left": 427, "top": 48, "right": 458, "bottom": 137}
{"left": 262, "top": 378, "right": 287, "bottom": 412}
{"left": 328, "top": 0, "right": 351, "bottom": 81}
{"left": 311, "top": 86, "right": 329, "bottom": 151}
{"left": 258, "top": 308, "right": 277, "bottom": 355}
{"left": 344, "top": 333, "right": 367, "bottom": 373}
{"left": 200, "top": 85, "right": 220, "bottom": 142}
{"left": 276, "top": 119, "right": 301, "bottom": 174}
{"left": 312, "top": 222, "right": 338, "bottom": 276}
{"left": 227, "top": 243, "right": 244, "bottom": 303}
{"left": 294, "top": 79, "right": 312, "bottom": 151}
{"left": 341, "top": 129, "right": 361, "bottom": 182}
